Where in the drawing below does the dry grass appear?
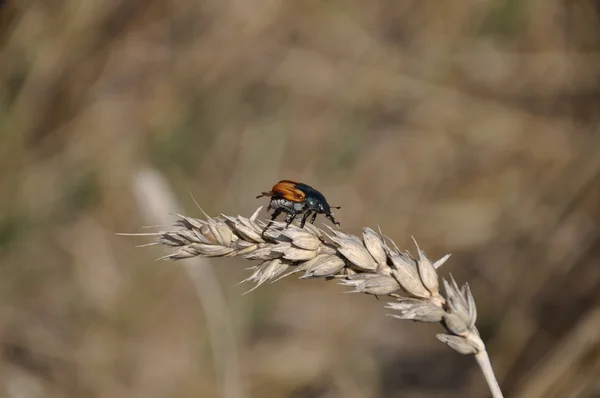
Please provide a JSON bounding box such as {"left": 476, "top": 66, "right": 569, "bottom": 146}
{"left": 2, "top": 0, "right": 600, "bottom": 397}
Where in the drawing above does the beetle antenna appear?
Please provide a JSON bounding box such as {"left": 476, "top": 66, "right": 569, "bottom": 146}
{"left": 331, "top": 206, "right": 341, "bottom": 209}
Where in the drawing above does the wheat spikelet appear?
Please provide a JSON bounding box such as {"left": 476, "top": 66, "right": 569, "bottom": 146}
{"left": 124, "top": 206, "right": 503, "bottom": 397}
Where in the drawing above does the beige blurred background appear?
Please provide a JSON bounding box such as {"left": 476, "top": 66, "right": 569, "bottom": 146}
{"left": 2, "top": 1, "right": 600, "bottom": 397}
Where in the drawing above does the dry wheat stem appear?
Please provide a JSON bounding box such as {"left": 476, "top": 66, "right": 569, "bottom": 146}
{"left": 128, "top": 206, "right": 503, "bottom": 398}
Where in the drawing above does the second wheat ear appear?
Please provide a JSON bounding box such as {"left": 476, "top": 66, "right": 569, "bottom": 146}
{"left": 122, "top": 206, "right": 504, "bottom": 398}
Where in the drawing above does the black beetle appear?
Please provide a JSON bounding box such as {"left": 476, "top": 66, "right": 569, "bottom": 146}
{"left": 256, "top": 180, "right": 340, "bottom": 232}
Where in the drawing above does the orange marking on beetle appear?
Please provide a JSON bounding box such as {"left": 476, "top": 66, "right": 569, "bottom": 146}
{"left": 271, "top": 181, "right": 305, "bottom": 202}
{"left": 277, "top": 179, "right": 300, "bottom": 185}
{"left": 256, "top": 180, "right": 306, "bottom": 202}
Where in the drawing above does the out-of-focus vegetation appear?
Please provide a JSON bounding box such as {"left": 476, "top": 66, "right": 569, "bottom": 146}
{"left": 1, "top": 1, "right": 600, "bottom": 397}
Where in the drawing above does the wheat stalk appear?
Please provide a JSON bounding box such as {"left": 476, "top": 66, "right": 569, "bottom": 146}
{"left": 126, "top": 206, "right": 503, "bottom": 398}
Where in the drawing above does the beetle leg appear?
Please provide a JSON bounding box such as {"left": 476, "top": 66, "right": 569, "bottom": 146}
{"left": 285, "top": 212, "right": 297, "bottom": 228}
{"left": 262, "top": 208, "right": 283, "bottom": 235}
{"left": 270, "top": 208, "right": 283, "bottom": 222}
{"left": 326, "top": 213, "right": 340, "bottom": 227}
{"left": 309, "top": 212, "right": 318, "bottom": 225}
{"left": 299, "top": 211, "right": 312, "bottom": 228}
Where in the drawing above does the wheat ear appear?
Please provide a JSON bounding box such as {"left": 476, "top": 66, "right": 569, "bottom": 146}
{"left": 123, "top": 206, "right": 503, "bottom": 398}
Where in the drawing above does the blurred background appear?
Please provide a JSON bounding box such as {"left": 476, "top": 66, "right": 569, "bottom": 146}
{"left": 1, "top": 0, "right": 600, "bottom": 397}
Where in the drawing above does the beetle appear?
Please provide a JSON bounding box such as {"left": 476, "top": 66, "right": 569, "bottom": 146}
{"left": 256, "top": 180, "right": 340, "bottom": 232}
